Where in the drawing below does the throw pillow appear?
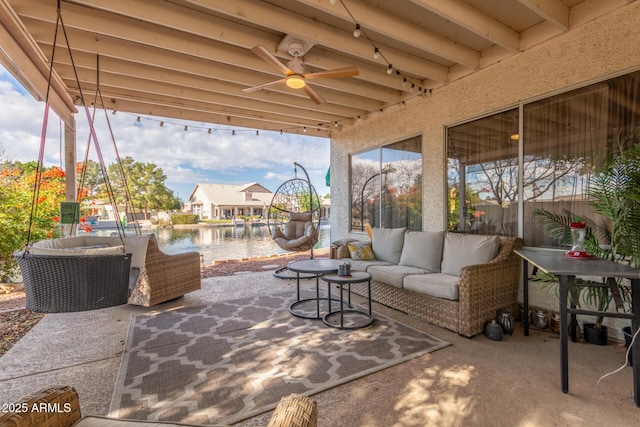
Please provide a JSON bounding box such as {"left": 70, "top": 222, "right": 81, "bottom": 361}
{"left": 440, "top": 233, "right": 501, "bottom": 276}
{"left": 347, "top": 242, "right": 376, "bottom": 261}
{"left": 399, "top": 231, "right": 445, "bottom": 272}
{"left": 372, "top": 227, "right": 406, "bottom": 263}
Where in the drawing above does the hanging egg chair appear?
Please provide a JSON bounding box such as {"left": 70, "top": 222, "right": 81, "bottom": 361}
{"left": 268, "top": 163, "right": 321, "bottom": 278}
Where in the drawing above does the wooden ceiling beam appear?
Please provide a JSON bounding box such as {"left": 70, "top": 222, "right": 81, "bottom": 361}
{"left": 301, "top": 0, "right": 480, "bottom": 69}
{"left": 409, "top": 0, "right": 520, "bottom": 52}
{"left": 184, "top": 0, "right": 449, "bottom": 81}
{"left": 517, "top": 0, "right": 570, "bottom": 30}
{"left": 27, "top": 19, "right": 395, "bottom": 107}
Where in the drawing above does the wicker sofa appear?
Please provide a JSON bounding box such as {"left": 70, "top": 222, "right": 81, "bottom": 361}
{"left": 0, "top": 386, "right": 318, "bottom": 427}
{"left": 336, "top": 228, "right": 523, "bottom": 337}
{"left": 18, "top": 233, "right": 201, "bottom": 310}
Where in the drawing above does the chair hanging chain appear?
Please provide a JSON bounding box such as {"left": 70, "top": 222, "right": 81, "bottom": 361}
{"left": 27, "top": 2, "right": 127, "bottom": 247}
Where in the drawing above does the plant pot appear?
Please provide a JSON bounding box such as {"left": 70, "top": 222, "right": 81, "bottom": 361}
{"left": 623, "top": 326, "right": 634, "bottom": 366}
{"left": 583, "top": 323, "right": 608, "bottom": 345}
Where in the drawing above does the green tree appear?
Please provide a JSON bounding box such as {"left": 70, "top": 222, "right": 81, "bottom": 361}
{"left": 108, "top": 157, "right": 181, "bottom": 219}
{"left": 77, "top": 159, "right": 106, "bottom": 198}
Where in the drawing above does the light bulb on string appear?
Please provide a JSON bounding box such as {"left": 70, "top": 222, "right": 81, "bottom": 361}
{"left": 353, "top": 24, "right": 361, "bottom": 38}
{"left": 136, "top": 116, "right": 140, "bottom": 122}
{"left": 387, "top": 64, "right": 393, "bottom": 75}
{"left": 208, "top": 128, "right": 211, "bottom": 134}
{"left": 232, "top": 130, "right": 236, "bottom": 136}
{"left": 303, "top": 126, "right": 307, "bottom": 132}
{"left": 256, "top": 130, "right": 259, "bottom": 136}
{"left": 373, "top": 47, "right": 380, "bottom": 59}
{"left": 184, "top": 125, "right": 188, "bottom": 131}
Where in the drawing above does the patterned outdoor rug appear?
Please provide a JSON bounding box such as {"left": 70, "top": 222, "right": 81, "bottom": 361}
{"left": 110, "top": 292, "right": 449, "bottom": 425}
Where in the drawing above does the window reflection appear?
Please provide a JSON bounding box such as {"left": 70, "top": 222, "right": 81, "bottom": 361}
{"left": 350, "top": 136, "right": 422, "bottom": 231}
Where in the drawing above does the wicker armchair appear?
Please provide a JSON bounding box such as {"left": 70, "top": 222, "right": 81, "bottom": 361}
{"left": 128, "top": 234, "right": 201, "bottom": 307}
{"left": 0, "top": 386, "right": 318, "bottom": 427}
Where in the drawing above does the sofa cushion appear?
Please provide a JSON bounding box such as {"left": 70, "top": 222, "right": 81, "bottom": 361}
{"left": 372, "top": 227, "right": 406, "bottom": 264}
{"left": 347, "top": 241, "right": 376, "bottom": 261}
{"left": 368, "top": 265, "right": 429, "bottom": 288}
{"left": 403, "top": 273, "right": 460, "bottom": 300}
{"left": 398, "top": 231, "right": 445, "bottom": 272}
{"left": 349, "top": 259, "right": 393, "bottom": 272}
{"left": 440, "top": 233, "right": 501, "bottom": 276}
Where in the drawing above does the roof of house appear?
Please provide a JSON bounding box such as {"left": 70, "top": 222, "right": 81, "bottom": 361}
{"left": 190, "top": 183, "right": 274, "bottom": 207}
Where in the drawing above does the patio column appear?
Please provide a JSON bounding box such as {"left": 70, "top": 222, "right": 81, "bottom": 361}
{"left": 64, "top": 115, "right": 77, "bottom": 236}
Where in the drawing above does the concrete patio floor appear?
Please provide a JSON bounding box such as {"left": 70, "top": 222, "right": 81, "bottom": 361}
{"left": 0, "top": 270, "right": 638, "bottom": 426}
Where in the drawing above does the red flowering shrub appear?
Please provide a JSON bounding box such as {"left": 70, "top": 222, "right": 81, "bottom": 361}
{"left": 0, "top": 163, "right": 65, "bottom": 281}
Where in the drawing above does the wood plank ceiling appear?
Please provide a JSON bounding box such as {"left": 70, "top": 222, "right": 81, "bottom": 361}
{"left": 0, "top": 0, "right": 626, "bottom": 136}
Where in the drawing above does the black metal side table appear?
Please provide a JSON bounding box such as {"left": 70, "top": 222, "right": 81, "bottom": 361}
{"left": 321, "top": 271, "right": 373, "bottom": 330}
{"left": 288, "top": 258, "right": 341, "bottom": 319}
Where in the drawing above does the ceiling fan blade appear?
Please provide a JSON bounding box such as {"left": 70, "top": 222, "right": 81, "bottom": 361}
{"left": 242, "top": 78, "right": 286, "bottom": 93}
{"left": 251, "top": 45, "right": 293, "bottom": 76}
{"left": 303, "top": 84, "right": 326, "bottom": 104}
{"left": 303, "top": 66, "right": 359, "bottom": 80}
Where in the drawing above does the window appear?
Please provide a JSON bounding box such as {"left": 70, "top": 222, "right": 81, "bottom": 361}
{"left": 446, "top": 70, "right": 640, "bottom": 245}
{"left": 350, "top": 136, "right": 422, "bottom": 231}
{"left": 446, "top": 109, "right": 519, "bottom": 235}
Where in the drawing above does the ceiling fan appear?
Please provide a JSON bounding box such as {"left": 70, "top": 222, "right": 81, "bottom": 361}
{"left": 243, "top": 44, "right": 359, "bottom": 104}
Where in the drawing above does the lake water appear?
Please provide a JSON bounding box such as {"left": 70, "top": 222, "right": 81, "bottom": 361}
{"left": 95, "top": 222, "right": 330, "bottom": 265}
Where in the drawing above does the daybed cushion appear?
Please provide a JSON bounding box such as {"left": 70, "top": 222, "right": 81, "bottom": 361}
{"left": 27, "top": 245, "right": 126, "bottom": 257}
{"left": 440, "top": 233, "right": 501, "bottom": 276}
{"left": 32, "top": 235, "right": 151, "bottom": 269}
{"left": 368, "top": 265, "right": 429, "bottom": 288}
{"left": 347, "top": 241, "right": 376, "bottom": 260}
{"left": 398, "top": 230, "right": 444, "bottom": 272}
{"left": 372, "top": 227, "right": 406, "bottom": 264}
{"left": 403, "top": 273, "right": 460, "bottom": 300}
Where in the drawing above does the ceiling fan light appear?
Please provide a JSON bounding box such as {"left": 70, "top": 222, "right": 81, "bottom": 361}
{"left": 286, "top": 75, "right": 306, "bottom": 89}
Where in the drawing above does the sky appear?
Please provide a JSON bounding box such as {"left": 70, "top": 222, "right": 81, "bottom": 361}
{"left": 0, "top": 65, "right": 331, "bottom": 202}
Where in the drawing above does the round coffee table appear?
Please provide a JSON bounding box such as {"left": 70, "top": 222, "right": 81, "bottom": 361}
{"left": 321, "top": 271, "right": 373, "bottom": 330}
{"left": 288, "top": 258, "right": 341, "bottom": 319}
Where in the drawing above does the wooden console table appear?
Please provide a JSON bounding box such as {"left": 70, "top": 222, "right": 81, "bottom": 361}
{"left": 515, "top": 248, "right": 640, "bottom": 406}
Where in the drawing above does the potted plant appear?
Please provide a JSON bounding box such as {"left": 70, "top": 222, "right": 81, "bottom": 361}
{"left": 534, "top": 134, "right": 640, "bottom": 344}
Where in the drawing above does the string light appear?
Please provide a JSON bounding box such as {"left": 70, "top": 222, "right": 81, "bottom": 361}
{"left": 387, "top": 64, "right": 393, "bottom": 75}
{"left": 232, "top": 130, "right": 236, "bottom": 135}
{"left": 256, "top": 130, "right": 259, "bottom": 136}
{"left": 184, "top": 125, "right": 188, "bottom": 131}
{"left": 303, "top": 126, "right": 307, "bottom": 132}
{"left": 159, "top": 121, "right": 164, "bottom": 127}
{"left": 112, "top": 109, "right": 116, "bottom": 115}
{"left": 373, "top": 47, "right": 380, "bottom": 59}
{"left": 353, "top": 24, "right": 361, "bottom": 38}
{"left": 329, "top": 0, "right": 337, "bottom": 4}
{"left": 136, "top": 116, "right": 140, "bottom": 122}
{"left": 208, "top": 128, "right": 211, "bottom": 134}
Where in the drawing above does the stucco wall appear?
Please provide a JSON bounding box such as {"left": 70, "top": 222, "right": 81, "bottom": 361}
{"left": 329, "top": 1, "right": 640, "bottom": 336}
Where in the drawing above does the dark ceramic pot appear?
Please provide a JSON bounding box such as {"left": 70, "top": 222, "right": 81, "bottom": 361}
{"left": 583, "top": 323, "right": 608, "bottom": 345}
{"left": 485, "top": 320, "right": 503, "bottom": 341}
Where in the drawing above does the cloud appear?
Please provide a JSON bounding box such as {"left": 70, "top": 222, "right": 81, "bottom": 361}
{"left": 0, "top": 65, "right": 331, "bottom": 199}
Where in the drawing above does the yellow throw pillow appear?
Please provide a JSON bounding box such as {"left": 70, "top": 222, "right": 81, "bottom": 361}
{"left": 347, "top": 242, "right": 376, "bottom": 261}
